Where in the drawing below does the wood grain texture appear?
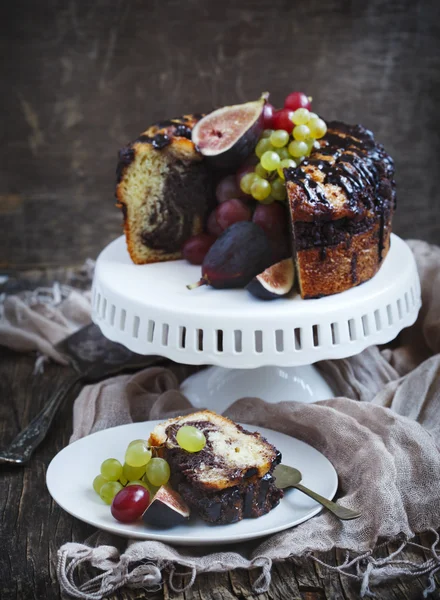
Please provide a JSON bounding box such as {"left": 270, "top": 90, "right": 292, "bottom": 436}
{"left": 0, "top": 0, "right": 439, "bottom": 270}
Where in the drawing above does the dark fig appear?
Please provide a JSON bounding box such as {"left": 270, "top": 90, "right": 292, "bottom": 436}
{"left": 246, "top": 258, "right": 295, "bottom": 300}
{"left": 191, "top": 94, "right": 268, "bottom": 170}
{"left": 187, "top": 222, "right": 273, "bottom": 290}
{"left": 142, "top": 485, "right": 190, "bottom": 528}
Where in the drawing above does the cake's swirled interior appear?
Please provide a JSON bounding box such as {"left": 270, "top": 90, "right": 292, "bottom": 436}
{"left": 148, "top": 410, "right": 279, "bottom": 490}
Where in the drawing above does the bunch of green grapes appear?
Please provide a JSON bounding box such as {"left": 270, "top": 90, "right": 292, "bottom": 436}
{"left": 239, "top": 109, "right": 327, "bottom": 203}
{"left": 92, "top": 439, "right": 170, "bottom": 505}
{"left": 92, "top": 425, "right": 207, "bottom": 505}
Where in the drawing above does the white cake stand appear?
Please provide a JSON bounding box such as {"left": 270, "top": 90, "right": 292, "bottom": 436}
{"left": 91, "top": 234, "right": 421, "bottom": 411}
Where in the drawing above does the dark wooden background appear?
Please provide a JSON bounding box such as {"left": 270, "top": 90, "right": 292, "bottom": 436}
{"left": 1, "top": 0, "right": 439, "bottom": 271}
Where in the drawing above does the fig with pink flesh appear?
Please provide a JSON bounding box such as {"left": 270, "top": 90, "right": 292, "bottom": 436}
{"left": 191, "top": 94, "right": 268, "bottom": 170}
{"left": 246, "top": 258, "right": 295, "bottom": 300}
{"left": 187, "top": 222, "right": 273, "bottom": 290}
{"left": 142, "top": 485, "right": 190, "bottom": 528}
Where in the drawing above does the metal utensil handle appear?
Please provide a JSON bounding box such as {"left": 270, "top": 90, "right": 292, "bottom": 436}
{"left": 0, "top": 374, "right": 81, "bottom": 465}
{"left": 294, "top": 482, "right": 361, "bottom": 520}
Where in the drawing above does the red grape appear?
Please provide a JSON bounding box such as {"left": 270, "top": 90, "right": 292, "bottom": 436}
{"left": 252, "top": 202, "right": 289, "bottom": 240}
{"left": 284, "top": 92, "right": 311, "bottom": 111}
{"left": 263, "top": 102, "right": 275, "bottom": 129}
{"left": 182, "top": 233, "right": 216, "bottom": 264}
{"left": 111, "top": 485, "right": 150, "bottom": 523}
{"left": 215, "top": 199, "right": 252, "bottom": 231}
{"left": 207, "top": 211, "right": 223, "bottom": 237}
{"left": 272, "top": 109, "right": 294, "bottom": 133}
{"left": 215, "top": 175, "right": 242, "bottom": 204}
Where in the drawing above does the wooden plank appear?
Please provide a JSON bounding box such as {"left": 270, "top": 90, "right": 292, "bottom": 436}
{"left": 1, "top": 0, "right": 439, "bottom": 270}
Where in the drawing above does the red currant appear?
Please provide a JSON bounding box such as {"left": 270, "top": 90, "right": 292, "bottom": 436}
{"left": 284, "top": 92, "right": 311, "bottom": 112}
{"left": 262, "top": 102, "right": 275, "bottom": 129}
{"left": 272, "top": 109, "right": 294, "bottom": 133}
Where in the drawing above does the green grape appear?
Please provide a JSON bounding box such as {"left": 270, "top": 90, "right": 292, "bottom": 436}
{"left": 128, "top": 438, "right": 146, "bottom": 448}
{"left": 125, "top": 442, "right": 152, "bottom": 468}
{"left": 142, "top": 475, "right": 160, "bottom": 496}
{"left": 239, "top": 172, "right": 258, "bottom": 195}
{"left": 100, "top": 458, "right": 123, "bottom": 482}
{"left": 293, "top": 125, "right": 311, "bottom": 142}
{"left": 255, "top": 137, "right": 273, "bottom": 158}
{"left": 304, "top": 138, "right": 315, "bottom": 154}
{"left": 254, "top": 163, "right": 268, "bottom": 179}
{"left": 271, "top": 178, "right": 287, "bottom": 201}
{"left": 275, "top": 147, "right": 291, "bottom": 160}
{"left": 259, "top": 195, "right": 275, "bottom": 205}
{"left": 122, "top": 462, "right": 146, "bottom": 481}
{"left": 250, "top": 178, "right": 272, "bottom": 201}
{"left": 291, "top": 108, "right": 311, "bottom": 125}
{"left": 176, "top": 425, "right": 206, "bottom": 453}
{"left": 99, "top": 481, "right": 123, "bottom": 505}
{"left": 145, "top": 458, "right": 171, "bottom": 487}
{"left": 260, "top": 151, "right": 281, "bottom": 171}
{"left": 270, "top": 129, "right": 289, "bottom": 148}
{"left": 288, "top": 140, "right": 308, "bottom": 158}
{"left": 126, "top": 479, "right": 149, "bottom": 489}
{"left": 261, "top": 129, "right": 274, "bottom": 138}
{"left": 277, "top": 158, "right": 297, "bottom": 180}
{"left": 308, "top": 112, "right": 319, "bottom": 121}
{"left": 309, "top": 117, "right": 327, "bottom": 139}
{"left": 93, "top": 475, "right": 107, "bottom": 495}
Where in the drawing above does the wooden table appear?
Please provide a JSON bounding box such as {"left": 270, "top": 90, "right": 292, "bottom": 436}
{"left": 1, "top": 270, "right": 439, "bottom": 600}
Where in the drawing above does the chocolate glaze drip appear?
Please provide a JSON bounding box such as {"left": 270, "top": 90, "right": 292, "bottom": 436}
{"left": 173, "top": 124, "right": 192, "bottom": 139}
{"left": 136, "top": 132, "right": 171, "bottom": 149}
{"left": 285, "top": 121, "right": 395, "bottom": 261}
{"left": 116, "top": 146, "right": 135, "bottom": 184}
{"left": 115, "top": 114, "right": 204, "bottom": 187}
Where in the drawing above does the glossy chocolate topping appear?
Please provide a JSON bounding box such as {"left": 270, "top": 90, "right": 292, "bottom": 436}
{"left": 285, "top": 121, "right": 396, "bottom": 261}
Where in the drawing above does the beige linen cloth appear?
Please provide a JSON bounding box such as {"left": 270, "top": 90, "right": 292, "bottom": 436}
{"left": 1, "top": 240, "right": 440, "bottom": 598}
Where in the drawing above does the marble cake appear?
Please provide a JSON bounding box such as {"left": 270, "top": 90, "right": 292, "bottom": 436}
{"left": 148, "top": 410, "right": 283, "bottom": 525}
{"left": 115, "top": 114, "right": 212, "bottom": 264}
{"left": 285, "top": 121, "right": 396, "bottom": 298}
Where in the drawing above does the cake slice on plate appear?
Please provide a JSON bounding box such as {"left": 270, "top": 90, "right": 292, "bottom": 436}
{"left": 148, "top": 410, "right": 283, "bottom": 525}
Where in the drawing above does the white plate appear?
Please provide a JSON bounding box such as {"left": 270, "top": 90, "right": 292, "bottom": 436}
{"left": 46, "top": 421, "right": 338, "bottom": 545}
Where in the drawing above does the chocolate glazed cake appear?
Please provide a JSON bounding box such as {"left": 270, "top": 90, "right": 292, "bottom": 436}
{"left": 115, "top": 114, "right": 212, "bottom": 264}
{"left": 148, "top": 411, "right": 283, "bottom": 525}
{"left": 285, "top": 121, "right": 396, "bottom": 299}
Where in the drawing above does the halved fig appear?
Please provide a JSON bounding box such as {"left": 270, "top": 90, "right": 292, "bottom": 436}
{"left": 142, "top": 485, "right": 190, "bottom": 528}
{"left": 191, "top": 94, "right": 268, "bottom": 170}
{"left": 246, "top": 258, "right": 295, "bottom": 300}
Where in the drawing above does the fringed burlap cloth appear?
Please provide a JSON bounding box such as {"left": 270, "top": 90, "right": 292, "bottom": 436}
{"left": 1, "top": 240, "right": 440, "bottom": 598}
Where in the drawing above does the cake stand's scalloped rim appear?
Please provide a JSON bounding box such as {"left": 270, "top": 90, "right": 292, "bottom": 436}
{"left": 91, "top": 234, "right": 421, "bottom": 368}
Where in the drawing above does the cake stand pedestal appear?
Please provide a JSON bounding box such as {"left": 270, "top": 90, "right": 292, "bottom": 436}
{"left": 92, "top": 234, "right": 421, "bottom": 411}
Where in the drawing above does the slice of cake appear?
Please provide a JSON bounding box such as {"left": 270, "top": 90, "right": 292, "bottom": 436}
{"left": 285, "top": 121, "right": 396, "bottom": 298}
{"left": 148, "top": 410, "right": 283, "bottom": 525}
{"left": 115, "top": 114, "right": 213, "bottom": 264}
